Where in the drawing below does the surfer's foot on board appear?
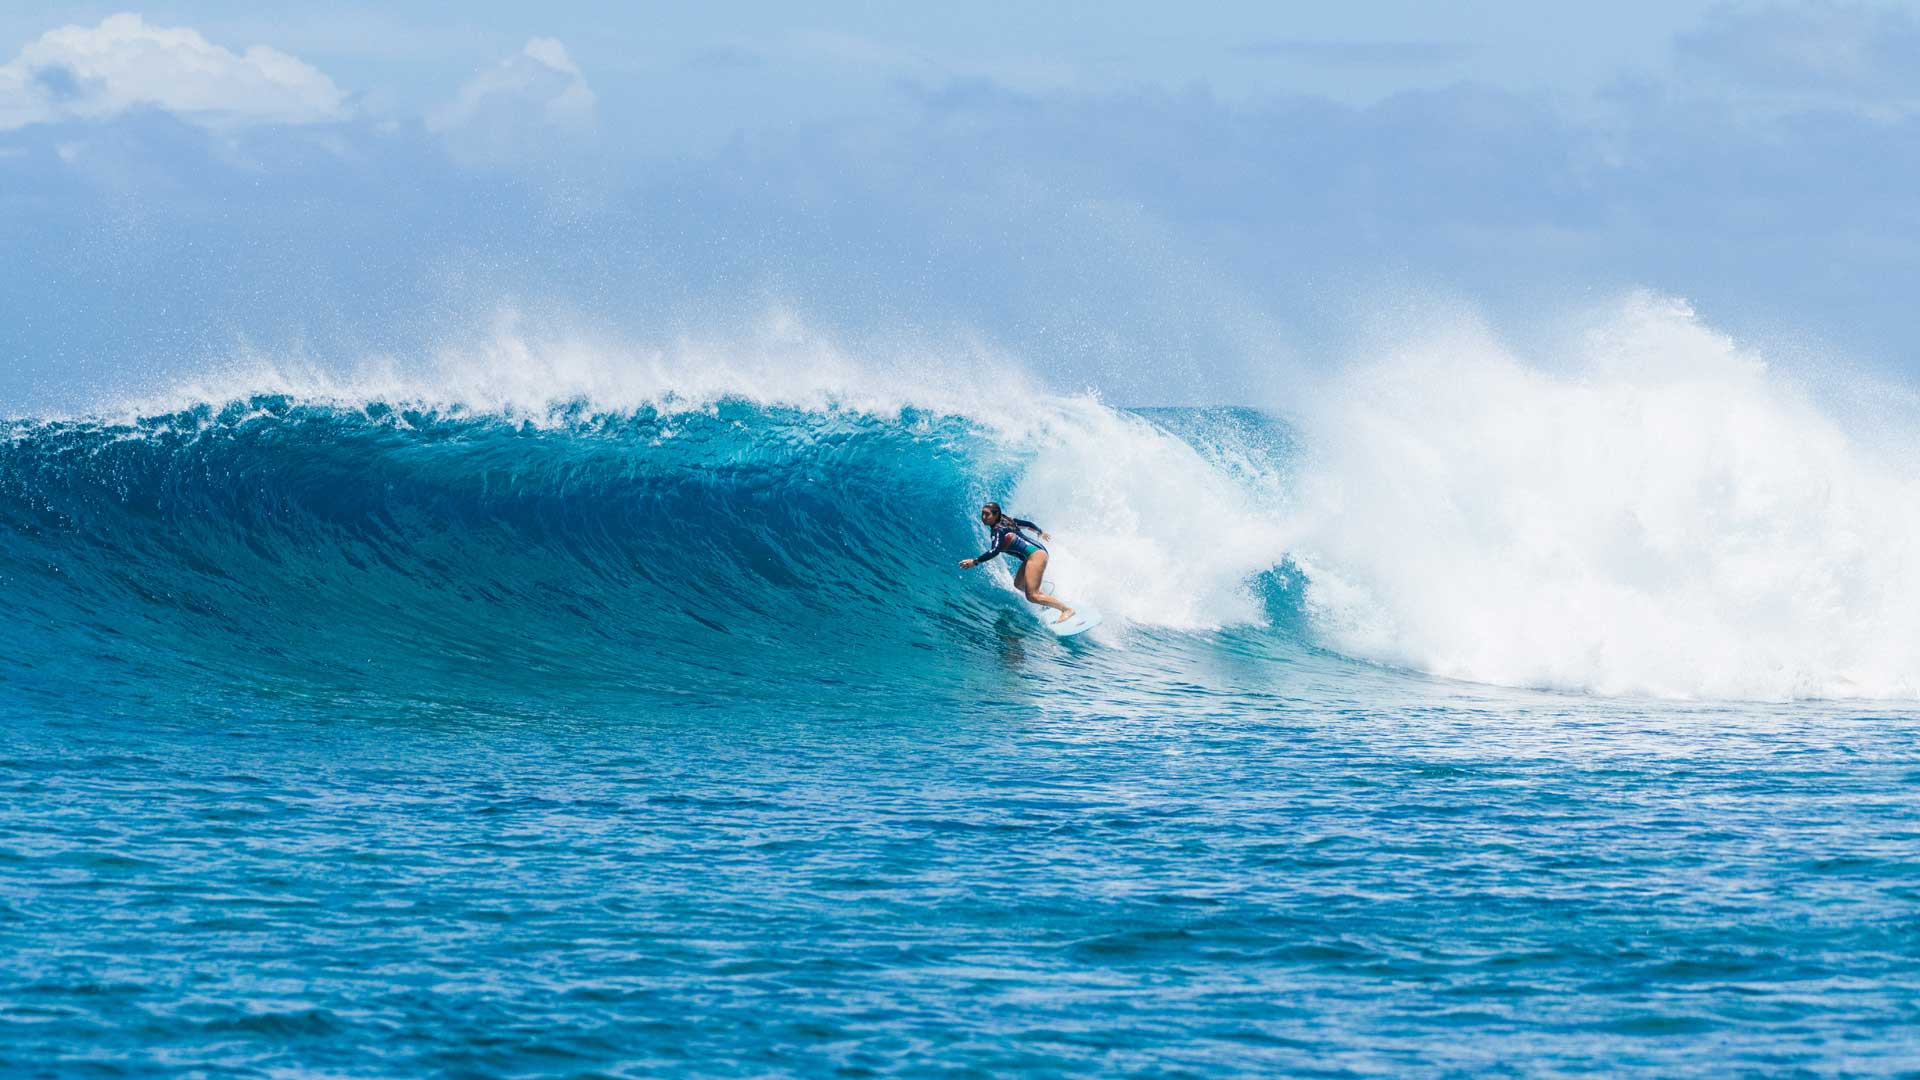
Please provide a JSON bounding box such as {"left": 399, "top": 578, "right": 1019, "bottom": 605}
{"left": 1056, "top": 608, "right": 1076, "bottom": 624}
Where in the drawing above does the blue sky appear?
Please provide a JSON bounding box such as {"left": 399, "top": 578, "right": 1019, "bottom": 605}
{"left": 3, "top": 2, "right": 1918, "bottom": 409}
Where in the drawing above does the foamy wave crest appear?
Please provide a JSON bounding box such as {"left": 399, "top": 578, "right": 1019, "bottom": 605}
{"left": 101, "top": 308, "right": 1049, "bottom": 432}
{"left": 1289, "top": 293, "right": 1920, "bottom": 700}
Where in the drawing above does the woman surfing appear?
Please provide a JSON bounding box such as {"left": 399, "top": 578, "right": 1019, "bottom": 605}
{"left": 958, "top": 502, "right": 1076, "bottom": 624}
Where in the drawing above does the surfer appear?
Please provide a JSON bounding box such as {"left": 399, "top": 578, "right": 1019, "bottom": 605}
{"left": 958, "top": 502, "right": 1075, "bottom": 623}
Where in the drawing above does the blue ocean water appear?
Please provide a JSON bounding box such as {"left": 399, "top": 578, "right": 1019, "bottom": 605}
{"left": 3, "top": 392, "right": 1918, "bottom": 1077}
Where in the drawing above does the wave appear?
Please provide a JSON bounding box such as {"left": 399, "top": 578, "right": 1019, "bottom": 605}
{"left": 7, "top": 295, "right": 1920, "bottom": 705}
{"left": 0, "top": 387, "right": 1297, "bottom": 708}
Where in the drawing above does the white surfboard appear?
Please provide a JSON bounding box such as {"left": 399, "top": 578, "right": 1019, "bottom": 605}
{"left": 1039, "top": 606, "right": 1103, "bottom": 637}
{"left": 1019, "top": 558, "right": 1100, "bottom": 637}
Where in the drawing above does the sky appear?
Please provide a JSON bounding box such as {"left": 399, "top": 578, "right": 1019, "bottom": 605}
{"left": 2, "top": 2, "right": 1918, "bottom": 410}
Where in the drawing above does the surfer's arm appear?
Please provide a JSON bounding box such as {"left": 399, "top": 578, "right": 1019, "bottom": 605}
{"left": 1011, "top": 517, "right": 1051, "bottom": 540}
{"left": 963, "top": 533, "right": 1006, "bottom": 567}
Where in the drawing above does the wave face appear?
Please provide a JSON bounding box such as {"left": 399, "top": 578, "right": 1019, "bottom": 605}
{"left": 7, "top": 295, "right": 1920, "bottom": 706}
{"left": 0, "top": 392, "right": 1300, "bottom": 713}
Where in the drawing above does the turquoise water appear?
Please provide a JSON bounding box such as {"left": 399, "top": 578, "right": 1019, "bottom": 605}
{"left": 3, "top": 398, "right": 1918, "bottom": 1076}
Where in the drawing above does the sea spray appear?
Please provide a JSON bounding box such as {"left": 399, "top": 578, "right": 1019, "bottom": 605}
{"left": 1287, "top": 293, "right": 1920, "bottom": 700}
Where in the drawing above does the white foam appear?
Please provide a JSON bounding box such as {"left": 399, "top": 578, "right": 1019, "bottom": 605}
{"left": 1007, "top": 403, "right": 1289, "bottom": 631}
{"left": 1287, "top": 292, "right": 1920, "bottom": 700}
{"left": 104, "top": 307, "right": 1051, "bottom": 431}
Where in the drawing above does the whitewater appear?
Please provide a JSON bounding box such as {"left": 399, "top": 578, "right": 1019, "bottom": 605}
{"left": 3, "top": 295, "right": 1918, "bottom": 1077}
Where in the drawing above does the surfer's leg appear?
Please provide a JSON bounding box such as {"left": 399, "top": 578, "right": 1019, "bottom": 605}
{"left": 1020, "top": 553, "right": 1074, "bottom": 621}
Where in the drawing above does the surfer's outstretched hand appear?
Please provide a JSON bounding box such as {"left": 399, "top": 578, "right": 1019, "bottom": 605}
{"left": 958, "top": 559, "right": 975, "bottom": 569}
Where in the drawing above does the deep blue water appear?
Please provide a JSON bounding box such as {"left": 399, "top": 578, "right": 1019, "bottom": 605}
{"left": 3, "top": 399, "right": 1917, "bottom": 1077}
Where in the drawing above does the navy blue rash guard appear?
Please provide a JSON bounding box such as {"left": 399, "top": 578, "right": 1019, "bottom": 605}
{"left": 975, "top": 518, "right": 1047, "bottom": 564}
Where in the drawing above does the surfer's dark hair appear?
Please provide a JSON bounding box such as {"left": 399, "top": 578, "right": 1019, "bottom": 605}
{"left": 982, "top": 501, "right": 1004, "bottom": 522}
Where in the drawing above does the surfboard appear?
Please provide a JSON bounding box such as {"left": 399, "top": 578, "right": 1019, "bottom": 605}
{"left": 1027, "top": 569, "right": 1101, "bottom": 637}
{"left": 1039, "top": 606, "right": 1102, "bottom": 637}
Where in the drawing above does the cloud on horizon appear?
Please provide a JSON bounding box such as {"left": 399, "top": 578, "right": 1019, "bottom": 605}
{"left": 0, "top": 13, "right": 345, "bottom": 131}
{"left": 429, "top": 37, "right": 596, "bottom": 167}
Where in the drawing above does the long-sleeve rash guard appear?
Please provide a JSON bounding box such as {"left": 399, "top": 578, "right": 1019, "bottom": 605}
{"left": 974, "top": 517, "right": 1046, "bottom": 564}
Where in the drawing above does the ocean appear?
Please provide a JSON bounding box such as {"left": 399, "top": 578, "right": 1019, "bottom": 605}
{"left": 3, "top": 309, "right": 1918, "bottom": 1076}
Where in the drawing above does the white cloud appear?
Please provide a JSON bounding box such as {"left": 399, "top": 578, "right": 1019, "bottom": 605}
{"left": 0, "top": 13, "right": 344, "bottom": 131}
{"left": 430, "top": 37, "right": 595, "bottom": 165}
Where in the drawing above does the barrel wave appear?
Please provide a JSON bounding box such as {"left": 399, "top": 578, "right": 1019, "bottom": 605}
{"left": 0, "top": 392, "right": 1311, "bottom": 716}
